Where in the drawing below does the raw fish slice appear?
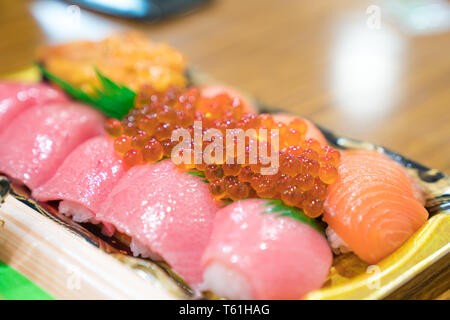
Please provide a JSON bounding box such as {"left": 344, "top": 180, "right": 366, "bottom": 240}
{"left": 272, "top": 113, "right": 328, "bottom": 145}
{"left": 97, "top": 160, "right": 219, "bottom": 287}
{"left": 323, "top": 150, "right": 428, "bottom": 264}
{"left": 0, "top": 82, "right": 67, "bottom": 133}
{"left": 32, "top": 136, "right": 124, "bottom": 235}
{"left": 0, "top": 102, "right": 104, "bottom": 189}
{"left": 201, "top": 199, "right": 332, "bottom": 300}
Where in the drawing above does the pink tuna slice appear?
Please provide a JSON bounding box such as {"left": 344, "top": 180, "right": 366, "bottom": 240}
{"left": 272, "top": 113, "right": 328, "bottom": 146}
{"left": 97, "top": 159, "right": 219, "bottom": 287}
{"left": 32, "top": 136, "right": 125, "bottom": 235}
{"left": 0, "top": 82, "right": 67, "bottom": 133}
{"left": 0, "top": 102, "right": 104, "bottom": 189}
{"left": 201, "top": 199, "right": 332, "bottom": 299}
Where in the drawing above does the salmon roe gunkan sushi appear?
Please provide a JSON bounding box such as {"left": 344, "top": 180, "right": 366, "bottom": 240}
{"left": 106, "top": 84, "right": 340, "bottom": 218}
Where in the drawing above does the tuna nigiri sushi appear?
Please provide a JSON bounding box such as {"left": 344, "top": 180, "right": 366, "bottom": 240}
{"left": 0, "top": 82, "right": 67, "bottom": 133}
{"left": 0, "top": 102, "right": 104, "bottom": 189}
{"left": 32, "top": 136, "right": 124, "bottom": 235}
{"left": 201, "top": 199, "right": 332, "bottom": 299}
{"left": 272, "top": 113, "right": 328, "bottom": 146}
{"left": 97, "top": 160, "right": 219, "bottom": 287}
{"left": 323, "top": 150, "right": 429, "bottom": 264}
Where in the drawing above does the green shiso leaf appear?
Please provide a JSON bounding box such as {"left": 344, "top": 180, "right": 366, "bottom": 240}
{"left": 263, "top": 199, "right": 323, "bottom": 233}
{"left": 36, "top": 63, "right": 135, "bottom": 120}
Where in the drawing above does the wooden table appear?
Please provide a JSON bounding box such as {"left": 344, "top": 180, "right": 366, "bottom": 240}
{"left": 1, "top": 0, "right": 449, "bottom": 172}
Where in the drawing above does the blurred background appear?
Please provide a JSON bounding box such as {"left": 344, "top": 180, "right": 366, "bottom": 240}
{"left": 0, "top": 0, "right": 449, "bottom": 172}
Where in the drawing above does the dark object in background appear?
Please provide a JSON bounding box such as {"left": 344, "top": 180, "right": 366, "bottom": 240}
{"left": 61, "top": 0, "right": 211, "bottom": 21}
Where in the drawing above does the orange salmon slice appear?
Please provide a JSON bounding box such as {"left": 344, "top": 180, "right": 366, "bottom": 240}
{"left": 323, "top": 150, "right": 428, "bottom": 264}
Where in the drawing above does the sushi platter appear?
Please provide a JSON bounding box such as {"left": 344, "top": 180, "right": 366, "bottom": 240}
{"left": 0, "top": 33, "right": 449, "bottom": 300}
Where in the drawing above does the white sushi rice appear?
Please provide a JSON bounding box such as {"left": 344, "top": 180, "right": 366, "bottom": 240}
{"left": 58, "top": 200, "right": 115, "bottom": 236}
{"left": 59, "top": 200, "right": 97, "bottom": 223}
{"left": 130, "top": 237, "right": 162, "bottom": 261}
{"left": 60, "top": 201, "right": 162, "bottom": 259}
{"left": 202, "top": 262, "right": 253, "bottom": 300}
{"left": 325, "top": 226, "right": 352, "bottom": 255}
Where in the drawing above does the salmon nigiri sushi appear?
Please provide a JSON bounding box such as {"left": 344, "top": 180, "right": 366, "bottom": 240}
{"left": 32, "top": 136, "right": 124, "bottom": 235}
{"left": 0, "top": 82, "right": 67, "bottom": 133}
{"left": 0, "top": 102, "right": 104, "bottom": 189}
{"left": 323, "top": 150, "right": 429, "bottom": 264}
{"left": 97, "top": 160, "right": 219, "bottom": 288}
{"left": 201, "top": 199, "right": 332, "bottom": 299}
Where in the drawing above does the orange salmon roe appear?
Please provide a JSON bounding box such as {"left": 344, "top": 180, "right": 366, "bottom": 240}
{"left": 142, "top": 138, "right": 164, "bottom": 163}
{"left": 107, "top": 85, "right": 340, "bottom": 217}
{"left": 123, "top": 149, "right": 143, "bottom": 168}
{"left": 106, "top": 118, "right": 124, "bottom": 137}
{"left": 114, "top": 135, "right": 132, "bottom": 154}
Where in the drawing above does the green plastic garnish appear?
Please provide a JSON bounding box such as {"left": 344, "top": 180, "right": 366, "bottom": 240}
{"left": 216, "top": 198, "right": 323, "bottom": 232}
{"left": 37, "top": 63, "right": 136, "bottom": 119}
{"left": 185, "top": 170, "right": 208, "bottom": 183}
{"left": 219, "top": 199, "right": 235, "bottom": 207}
{"left": 263, "top": 199, "right": 323, "bottom": 233}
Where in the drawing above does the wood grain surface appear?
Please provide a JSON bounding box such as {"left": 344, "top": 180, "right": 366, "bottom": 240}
{"left": 0, "top": 193, "right": 178, "bottom": 299}
{"left": 0, "top": 0, "right": 449, "bottom": 175}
